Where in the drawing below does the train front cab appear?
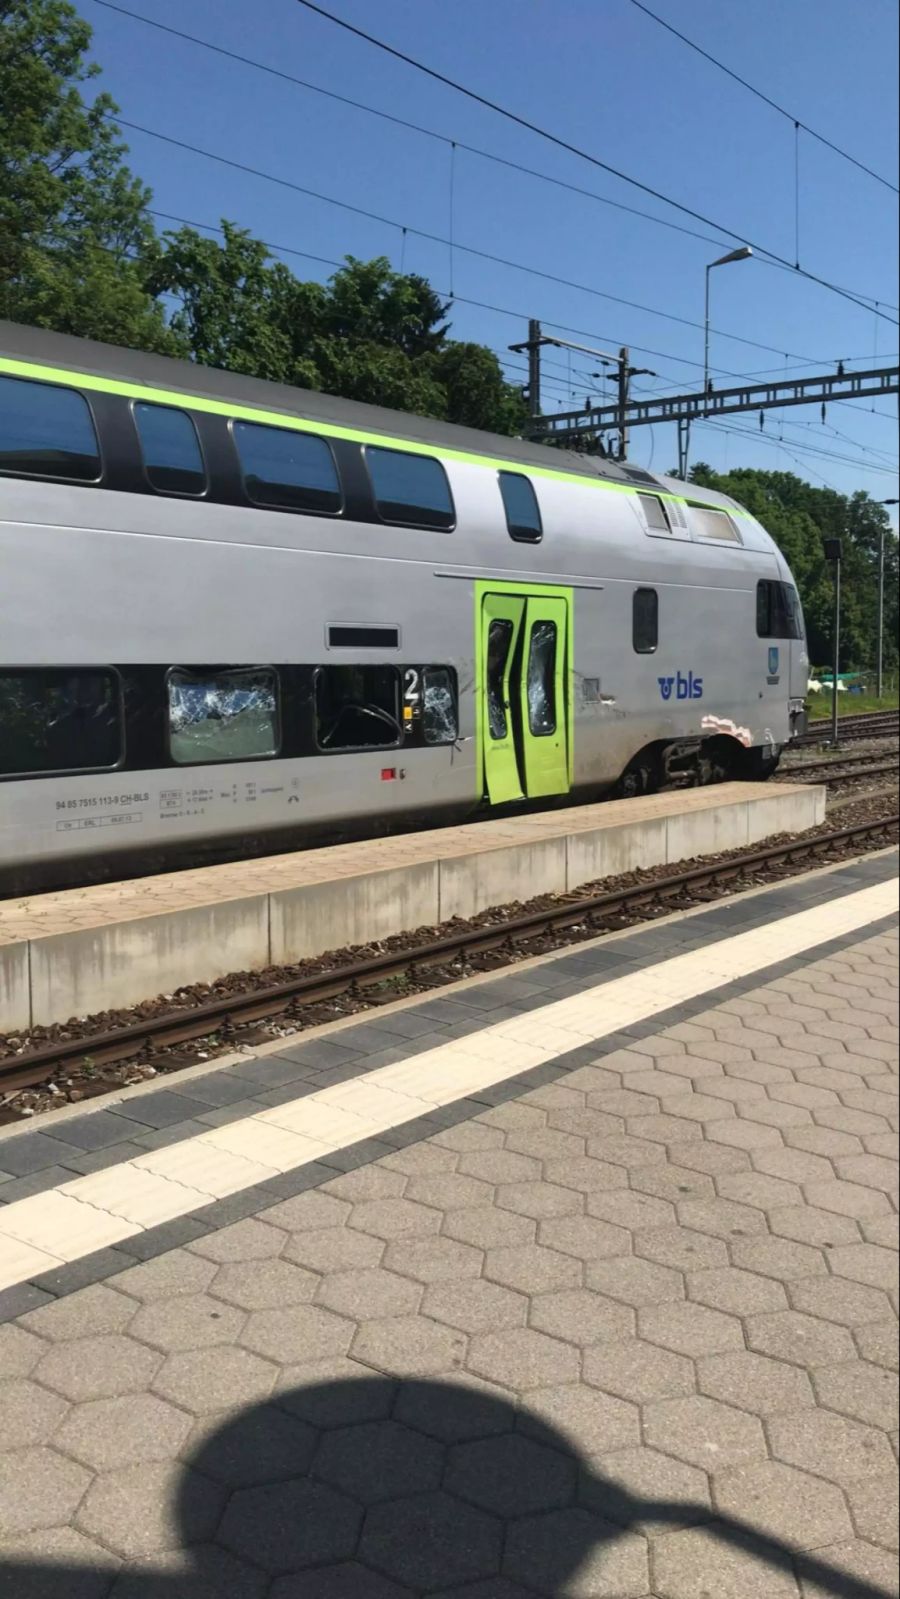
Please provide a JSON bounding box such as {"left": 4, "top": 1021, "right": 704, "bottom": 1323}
{"left": 476, "top": 580, "right": 574, "bottom": 807}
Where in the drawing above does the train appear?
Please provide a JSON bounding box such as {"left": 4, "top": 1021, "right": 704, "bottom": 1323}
{"left": 0, "top": 320, "right": 809, "bottom": 897}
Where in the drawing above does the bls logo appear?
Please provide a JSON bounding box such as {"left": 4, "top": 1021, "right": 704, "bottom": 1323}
{"left": 658, "top": 670, "right": 704, "bottom": 701}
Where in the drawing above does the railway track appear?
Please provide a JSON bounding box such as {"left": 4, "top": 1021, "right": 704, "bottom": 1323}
{"left": 796, "top": 711, "right": 899, "bottom": 748}
{"left": 779, "top": 754, "right": 900, "bottom": 784}
{"left": 2, "top": 810, "right": 897, "bottom": 1103}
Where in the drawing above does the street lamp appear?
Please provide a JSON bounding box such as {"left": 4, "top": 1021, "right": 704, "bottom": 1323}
{"left": 704, "top": 247, "right": 753, "bottom": 415}
{"left": 875, "top": 498, "right": 899, "bottom": 700}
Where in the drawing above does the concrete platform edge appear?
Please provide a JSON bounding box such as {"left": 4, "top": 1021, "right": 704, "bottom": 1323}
{"left": 1, "top": 784, "right": 825, "bottom": 1031}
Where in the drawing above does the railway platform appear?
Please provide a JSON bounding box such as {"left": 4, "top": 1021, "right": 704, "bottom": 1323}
{"left": 0, "top": 844, "right": 896, "bottom": 1597}
{"left": 0, "top": 780, "right": 824, "bottom": 1033}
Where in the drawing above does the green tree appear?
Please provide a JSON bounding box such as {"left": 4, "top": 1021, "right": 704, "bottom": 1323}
{"left": 147, "top": 222, "right": 308, "bottom": 382}
{"left": 152, "top": 236, "right": 527, "bottom": 432}
{"left": 0, "top": 0, "right": 176, "bottom": 350}
{"left": 688, "top": 464, "right": 899, "bottom": 674}
{"left": 2, "top": 6, "right": 527, "bottom": 428}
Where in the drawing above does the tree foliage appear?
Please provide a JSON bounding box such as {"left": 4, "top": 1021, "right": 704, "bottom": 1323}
{"left": 0, "top": 0, "right": 176, "bottom": 350}
{"left": 1, "top": 2, "right": 527, "bottom": 433}
{"left": 688, "top": 464, "right": 899, "bottom": 674}
{"left": 2, "top": 0, "right": 893, "bottom": 576}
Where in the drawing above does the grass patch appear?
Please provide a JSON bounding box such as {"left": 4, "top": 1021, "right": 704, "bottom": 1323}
{"left": 808, "top": 690, "right": 899, "bottom": 719}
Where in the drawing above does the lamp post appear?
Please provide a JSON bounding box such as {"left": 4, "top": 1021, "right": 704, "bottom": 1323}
{"left": 824, "top": 538, "right": 842, "bottom": 747}
{"left": 875, "top": 498, "right": 899, "bottom": 700}
{"left": 704, "top": 247, "right": 753, "bottom": 416}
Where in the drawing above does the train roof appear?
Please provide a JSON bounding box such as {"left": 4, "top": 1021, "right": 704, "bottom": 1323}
{"left": 1, "top": 319, "right": 693, "bottom": 499}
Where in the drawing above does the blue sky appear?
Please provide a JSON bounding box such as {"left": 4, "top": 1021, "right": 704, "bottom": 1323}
{"left": 85, "top": 0, "right": 898, "bottom": 517}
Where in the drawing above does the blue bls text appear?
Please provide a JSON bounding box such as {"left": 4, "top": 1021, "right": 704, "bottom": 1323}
{"left": 658, "top": 671, "right": 704, "bottom": 701}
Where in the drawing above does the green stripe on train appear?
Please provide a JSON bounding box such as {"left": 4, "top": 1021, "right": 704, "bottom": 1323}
{"left": 0, "top": 353, "right": 749, "bottom": 516}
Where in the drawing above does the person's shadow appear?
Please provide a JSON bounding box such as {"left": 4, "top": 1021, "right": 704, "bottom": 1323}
{"left": 0, "top": 1376, "right": 894, "bottom": 1597}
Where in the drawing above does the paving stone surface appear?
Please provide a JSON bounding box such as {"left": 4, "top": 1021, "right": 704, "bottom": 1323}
{"left": 0, "top": 918, "right": 896, "bottom": 1597}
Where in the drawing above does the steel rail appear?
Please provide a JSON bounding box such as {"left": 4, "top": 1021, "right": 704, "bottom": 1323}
{"left": 779, "top": 756, "right": 900, "bottom": 781}
{"left": 1, "top": 813, "right": 896, "bottom": 1098}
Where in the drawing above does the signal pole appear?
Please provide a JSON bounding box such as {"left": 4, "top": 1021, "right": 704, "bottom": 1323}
{"left": 616, "top": 347, "right": 629, "bottom": 462}
{"left": 508, "top": 320, "right": 544, "bottom": 418}
{"left": 526, "top": 318, "right": 542, "bottom": 419}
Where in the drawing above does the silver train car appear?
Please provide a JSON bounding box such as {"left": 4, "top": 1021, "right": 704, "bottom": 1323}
{"left": 0, "top": 321, "right": 809, "bottom": 896}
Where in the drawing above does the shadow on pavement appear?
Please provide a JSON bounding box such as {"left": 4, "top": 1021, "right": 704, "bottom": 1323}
{"left": 0, "top": 1375, "right": 893, "bottom": 1597}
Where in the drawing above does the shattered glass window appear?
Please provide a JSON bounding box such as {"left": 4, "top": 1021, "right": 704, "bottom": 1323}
{"left": 168, "top": 669, "right": 279, "bottom": 764}
{"left": 527, "top": 620, "right": 557, "bottom": 736}
{"left": 315, "top": 666, "right": 401, "bottom": 751}
{"left": 487, "top": 619, "right": 514, "bottom": 740}
{"left": 423, "top": 668, "right": 458, "bottom": 745}
{"left": 0, "top": 669, "right": 121, "bottom": 775}
{"left": 135, "top": 402, "right": 206, "bottom": 496}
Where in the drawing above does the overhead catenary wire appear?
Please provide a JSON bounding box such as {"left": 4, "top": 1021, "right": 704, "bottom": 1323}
{"left": 41, "top": 212, "right": 896, "bottom": 487}
{"left": 141, "top": 211, "right": 900, "bottom": 479}
{"left": 118, "top": 114, "right": 846, "bottom": 366}
{"left": 629, "top": 0, "right": 900, "bottom": 196}
{"left": 292, "top": 0, "right": 898, "bottom": 326}
{"left": 88, "top": 0, "right": 898, "bottom": 315}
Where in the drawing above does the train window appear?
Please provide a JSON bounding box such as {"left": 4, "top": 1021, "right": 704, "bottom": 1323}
{"left": 134, "top": 403, "right": 206, "bottom": 496}
{"left": 423, "top": 667, "right": 459, "bottom": 745}
{"left": 499, "top": 471, "right": 542, "bottom": 543}
{"left": 234, "top": 421, "right": 341, "bottom": 514}
{"left": 315, "top": 666, "right": 401, "bottom": 751}
{"left": 690, "top": 504, "right": 742, "bottom": 543}
{"left": 0, "top": 374, "right": 100, "bottom": 482}
{"left": 167, "top": 668, "right": 279, "bottom": 765}
{"left": 365, "top": 446, "right": 455, "bottom": 530}
{"left": 487, "top": 619, "right": 514, "bottom": 740}
{"left": 633, "top": 588, "right": 659, "bottom": 653}
{"left": 756, "top": 580, "right": 803, "bottom": 639}
{"left": 527, "top": 621, "right": 557, "bottom": 736}
{"left": 0, "top": 669, "right": 121, "bottom": 777}
{"left": 638, "top": 493, "right": 671, "bottom": 534}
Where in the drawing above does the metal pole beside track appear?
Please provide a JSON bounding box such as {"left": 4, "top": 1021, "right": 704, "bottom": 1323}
{"left": 825, "top": 537, "right": 843, "bottom": 747}
{"left": 877, "top": 522, "right": 885, "bottom": 702}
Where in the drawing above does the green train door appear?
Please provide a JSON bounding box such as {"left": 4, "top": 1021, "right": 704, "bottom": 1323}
{"left": 478, "top": 584, "right": 572, "bottom": 805}
{"left": 482, "top": 592, "right": 526, "bottom": 804}
{"left": 519, "top": 594, "right": 569, "bottom": 797}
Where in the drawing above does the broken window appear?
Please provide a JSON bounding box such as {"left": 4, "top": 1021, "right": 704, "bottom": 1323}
{"left": 423, "top": 667, "right": 458, "bottom": 745}
{"left": 486, "top": 618, "right": 514, "bottom": 740}
{"left": 315, "top": 666, "right": 401, "bottom": 751}
{"left": 527, "top": 620, "right": 557, "bottom": 736}
{"left": 168, "top": 669, "right": 279, "bottom": 764}
{"left": 0, "top": 669, "right": 121, "bottom": 776}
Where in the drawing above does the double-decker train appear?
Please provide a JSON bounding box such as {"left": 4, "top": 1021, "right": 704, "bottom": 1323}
{"left": 0, "top": 321, "right": 808, "bottom": 897}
